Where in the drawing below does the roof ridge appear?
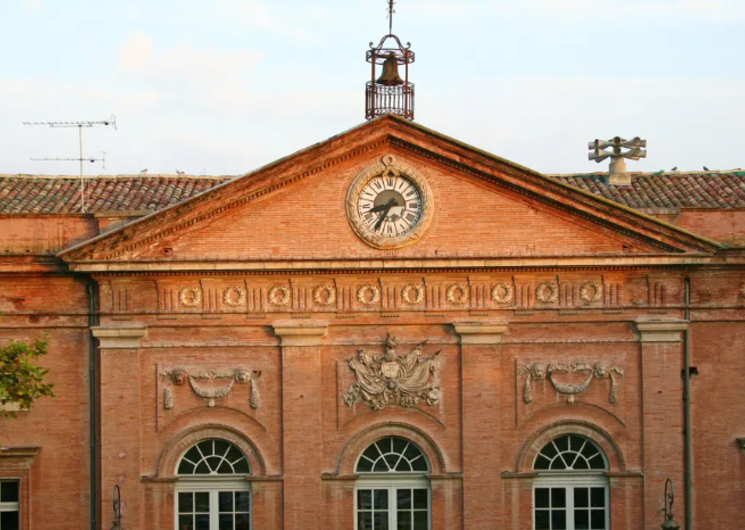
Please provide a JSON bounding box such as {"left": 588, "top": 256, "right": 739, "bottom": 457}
{"left": 0, "top": 174, "right": 235, "bottom": 180}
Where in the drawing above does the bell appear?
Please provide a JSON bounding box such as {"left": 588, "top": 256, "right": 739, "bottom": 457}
{"left": 376, "top": 54, "right": 404, "bottom": 86}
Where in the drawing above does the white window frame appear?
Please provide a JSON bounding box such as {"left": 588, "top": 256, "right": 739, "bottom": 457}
{"left": 354, "top": 475, "right": 431, "bottom": 530}
{"left": 174, "top": 478, "right": 252, "bottom": 530}
{"left": 532, "top": 474, "right": 609, "bottom": 530}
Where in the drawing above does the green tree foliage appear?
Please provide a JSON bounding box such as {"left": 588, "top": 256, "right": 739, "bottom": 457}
{"left": 0, "top": 336, "right": 55, "bottom": 419}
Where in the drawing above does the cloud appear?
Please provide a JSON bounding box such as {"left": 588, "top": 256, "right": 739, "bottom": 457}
{"left": 118, "top": 31, "right": 263, "bottom": 92}
{"left": 22, "top": 0, "right": 41, "bottom": 11}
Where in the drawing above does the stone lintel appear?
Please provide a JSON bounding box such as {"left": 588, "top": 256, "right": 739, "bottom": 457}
{"left": 92, "top": 325, "right": 148, "bottom": 349}
{"left": 453, "top": 322, "right": 509, "bottom": 345}
{"left": 273, "top": 322, "right": 328, "bottom": 347}
{"left": 635, "top": 320, "right": 688, "bottom": 343}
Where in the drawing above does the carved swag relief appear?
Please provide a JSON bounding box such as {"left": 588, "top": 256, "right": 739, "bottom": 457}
{"left": 343, "top": 334, "right": 442, "bottom": 410}
{"left": 518, "top": 361, "right": 624, "bottom": 404}
{"left": 159, "top": 368, "right": 260, "bottom": 409}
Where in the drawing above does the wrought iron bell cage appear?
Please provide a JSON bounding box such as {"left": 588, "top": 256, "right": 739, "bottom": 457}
{"left": 366, "top": 34, "right": 415, "bottom": 121}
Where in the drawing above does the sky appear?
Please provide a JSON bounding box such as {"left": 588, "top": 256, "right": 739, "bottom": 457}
{"left": 1, "top": 0, "right": 744, "bottom": 176}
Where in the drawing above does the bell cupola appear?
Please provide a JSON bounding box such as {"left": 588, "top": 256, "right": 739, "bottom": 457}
{"left": 365, "top": 0, "right": 415, "bottom": 121}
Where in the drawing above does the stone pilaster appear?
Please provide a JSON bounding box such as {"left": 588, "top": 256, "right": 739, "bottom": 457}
{"left": 273, "top": 322, "right": 328, "bottom": 530}
{"left": 92, "top": 325, "right": 147, "bottom": 530}
{"left": 635, "top": 320, "right": 688, "bottom": 530}
{"left": 453, "top": 322, "right": 509, "bottom": 530}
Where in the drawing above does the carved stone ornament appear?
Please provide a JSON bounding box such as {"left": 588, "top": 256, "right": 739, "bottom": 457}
{"left": 343, "top": 334, "right": 442, "bottom": 410}
{"left": 401, "top": 283, "right": 425, "bottom": 305}
{"left": 268, "top": 285, "right": 291, "bottom": 306}
{"left": 159, "top": 368, "right": 260, "bottom": 409}
{"left": 313, "top": 285, "right": 336, "bottom": 306}
{"left": 535, "top": 282, "right": 559, "bottom": 304}
{"left": 357, "top": 284, "right": 381, "bottom": 306}
{"left": 446, "top": 283, "right": 469, "bottom": 305}
{"left": 491, "top": 283, "right": 514, "bottom": 304}
{"left": 580, "top": 281, "right": 603, "bottom": 304}
{"left": 346, "top": 155, "right": 434, "bottom": 250}
{"left": 223, "top": 286, "right": 247, "bottom": 307}
{"left": 179, "top": 287, "right": 202, "bottom": 307}
{"left": 518, "top": 362, "right": 624, "bottom": 404}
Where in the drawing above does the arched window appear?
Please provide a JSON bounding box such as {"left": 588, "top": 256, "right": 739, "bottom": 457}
{"left": 532, "top": 434, "right": 609, "bottom": 530}
{"left": 354, "top": 436, "right": 430, "bottom": 530}
{"left": 175, "top": 439, "right": 251, "bottom": 530}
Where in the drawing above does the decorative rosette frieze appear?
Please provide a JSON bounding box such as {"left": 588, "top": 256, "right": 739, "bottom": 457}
{"left": 313, "top": 285, "right": 336, "bottom": 307}
{"left": 357, "top": 284, "right": 381, "bottom": 306}
{"left": 179, "top": 287, "right": 202, "bottom": 307}
{"left": 491, "top": 283, "right": 514, "bottom": 305}
{"left": 446, "top": 283, "right": 469, "bottom": 305}
{"left": 268, "top": 285, "right": 291, "bottom": 306}
{"left": 535, "top": 282, "right": 559, "bottom": 304}
{"left": 401, "top": 283, "right": 424, "bottom": 305}
{"left": 223, "top": 286, "right": 247, "bottom": 307}
{"left": 580, "top": 281, "right": 603, "bottom": 304}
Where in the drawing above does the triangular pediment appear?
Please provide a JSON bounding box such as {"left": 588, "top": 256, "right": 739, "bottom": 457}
{"left": 59, "top": 116, "right": 719, "bottom": 271}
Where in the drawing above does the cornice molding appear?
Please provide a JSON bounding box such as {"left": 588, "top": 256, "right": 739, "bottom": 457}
{"left": 68, "top": 255, "right": 717, "bottom": 273}
{"left": 92, "top": 325, "right": 148, "bottom": 349}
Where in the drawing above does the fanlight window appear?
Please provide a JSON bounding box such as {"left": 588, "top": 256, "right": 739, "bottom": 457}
{"left": 177, "top": 439, "right": 250, "bottom": 475}
{"left": 356, "top": 436, "right": 429, "bottom": 473}
{"left": 533, "top": 434, "right": 607, "bottom": 471}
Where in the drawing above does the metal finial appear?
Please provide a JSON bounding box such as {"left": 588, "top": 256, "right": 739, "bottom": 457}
{"left": 387, "top": 0, "right": 396, "bottom": 34}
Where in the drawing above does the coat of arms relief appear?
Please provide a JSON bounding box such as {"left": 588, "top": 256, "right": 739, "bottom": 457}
{"left": 343, "top": 334, "right": 442, "bottom": 410}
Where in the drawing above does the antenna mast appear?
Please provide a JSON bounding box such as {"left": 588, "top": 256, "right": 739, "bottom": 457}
{"left": 23, "top": 115, "right": 117, "bottom": 213}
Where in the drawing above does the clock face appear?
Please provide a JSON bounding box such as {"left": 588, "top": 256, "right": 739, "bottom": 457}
{"left": 347, "top": 156, "right": 433, "bottom": 250}
{"left": 357, "top": 172, "right": 422, "bottom": 238}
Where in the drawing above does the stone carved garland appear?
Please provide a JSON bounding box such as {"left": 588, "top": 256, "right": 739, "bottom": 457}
{"left": 343, "top": 334, "right": 442, "bottom": 410}
{"left": 446, "top": 283, "right": 469, "bottom": 305}
{"left": 357, "top": 284, "right": 381, "bottom": 306}
{"left": 491, "top": 283, "right": 514, "bottom": 304}
{"left": 179, "top": 287, "right": 202, "bottom": 307}
{"left": 401, "top": 283, "right": 424, "bottom": 305}
{"left": 518, "top": 362, "right": 624, "bottom": 404}
{"left": 159, "top": 368, "right": 260, "bottom": 409}
{"left": 268, "top": 286, "right": 291, "bottom": 306}
{"left": 313, "top": 285, "right": 336, "bottom": 306}
{"left": 580, "top": 281, "right": 603, "bottom": 304}
{"left": 535, "top": 282, "right": 559, "bottom": 304}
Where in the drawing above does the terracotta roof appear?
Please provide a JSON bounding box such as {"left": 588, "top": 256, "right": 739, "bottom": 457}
{"left": 0, "top": 175, "right": 233, "bottom": 214}
{"left": 1, "top": 170, "right": 745, "bottom": 215}
{"left": 552, "top": 171, "right": 745, "bottom": 210}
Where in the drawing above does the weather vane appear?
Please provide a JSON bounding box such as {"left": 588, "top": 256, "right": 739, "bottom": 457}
{"left": 387, "top": 0, "right": 396, "bottom": 34}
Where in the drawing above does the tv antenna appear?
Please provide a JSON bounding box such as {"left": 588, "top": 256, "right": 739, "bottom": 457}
{"left": 23, "top": 115, "right": 117, "bottom": 213}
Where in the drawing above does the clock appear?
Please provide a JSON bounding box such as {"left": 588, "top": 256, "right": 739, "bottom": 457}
{"left": 347, "top": 155, "right": 433, "bottom": 249}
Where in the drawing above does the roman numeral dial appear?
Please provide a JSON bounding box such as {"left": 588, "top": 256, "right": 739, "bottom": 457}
{"left": 357, "top": 173, "right": 422, "bottom": 238}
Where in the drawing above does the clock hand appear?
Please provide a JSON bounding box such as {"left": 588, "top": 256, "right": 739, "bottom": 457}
{"left": 373, "top": 199, "right": 396, "bottom": 231}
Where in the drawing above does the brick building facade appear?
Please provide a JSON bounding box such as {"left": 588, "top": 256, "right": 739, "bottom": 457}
{"left": 1, "top": 115, "right": 744, "bottom": 529}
